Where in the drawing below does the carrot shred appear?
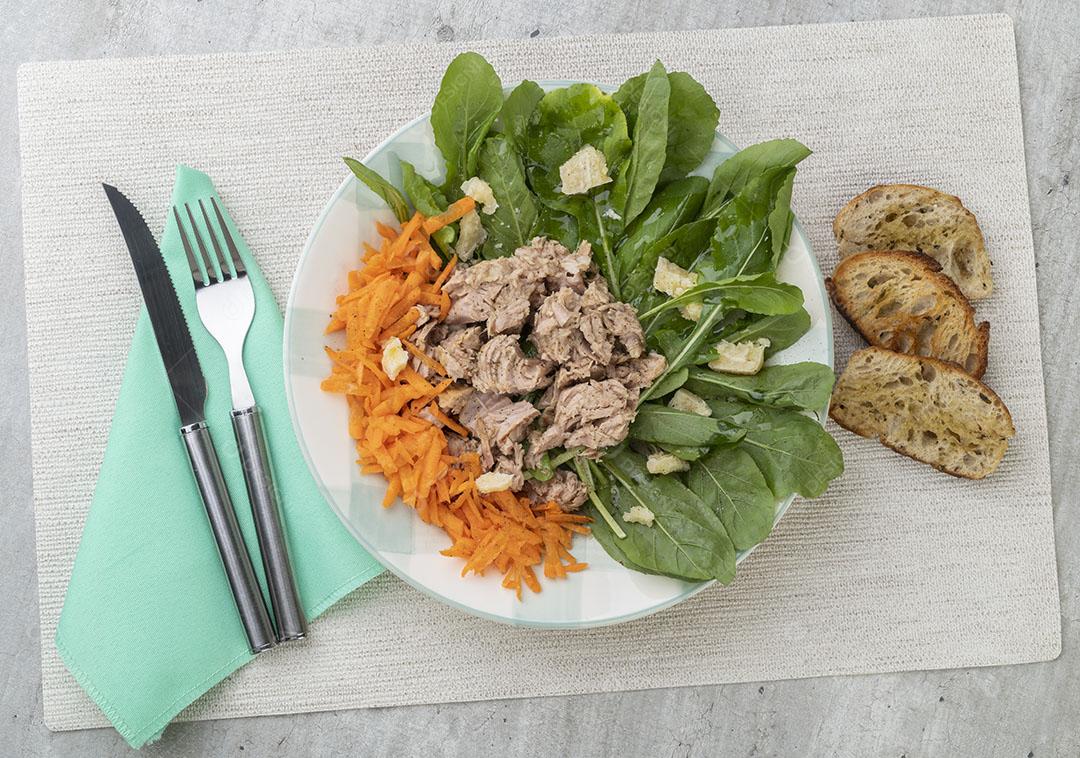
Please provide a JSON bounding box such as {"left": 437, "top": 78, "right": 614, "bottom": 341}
{"left": 321, "top": 204, "right": 589, "bottom": 598}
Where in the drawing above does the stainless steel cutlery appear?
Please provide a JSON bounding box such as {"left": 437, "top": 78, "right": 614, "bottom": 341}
{"left": 104, "top": 184, "right": 306, "bottom": 651}
{"left": 174, "top": 197, "right": 307, "bottom": 643}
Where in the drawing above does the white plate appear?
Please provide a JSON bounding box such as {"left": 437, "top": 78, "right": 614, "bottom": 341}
{"left": 284, "top": 81, "right": 833, "bottom": 629}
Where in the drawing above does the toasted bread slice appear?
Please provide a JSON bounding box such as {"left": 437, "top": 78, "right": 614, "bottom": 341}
{"left": 826, "top": 251, "right": 990, "bottom": 377}
{"left": 833, "top": 184, "right": 992, "bottom": 300}
{"left": 830, "top": 347, "right": 1014, "bottom": 479}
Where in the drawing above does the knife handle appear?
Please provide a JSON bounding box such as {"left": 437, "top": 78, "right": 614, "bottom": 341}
{"left": 231, "top": 406, "right": 308, "bottom": 642}
{"left": 181, "top": 421, "right": 276, "bottom": 654}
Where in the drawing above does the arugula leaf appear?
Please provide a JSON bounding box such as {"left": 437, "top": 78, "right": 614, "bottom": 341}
{"left": 430, "top": 52, "right": 504, "bottom": 192}
{"left": 684, "top": 363, "right": 836, "bottom": 411}
{"left": 688, "top": 447, "right": 775, "bottom": 550}
{"left": 599, "top": 450, "right": 736, "bottom": 583}
{"left": 707, "top": 166, "right": 797, "bottom": 279}
{"left": 614, "top": 69, "right": 721, "bottom": 183}
{"left": 499, "top": 80, "right": 544, "bottom": 150}
{"left": 629, "top": 404, "right": 745, "bottom": 447}
{"left": 638, "top": 273, "right": 804, "bottom": 325}
{"left": 343, "top": 157, "right": 410, "bottom": 223}
{"left": 708, "top": 399, "right": 844, "bottom": 499}
{"left": 477, "top": 135, "right": 539, "bottom": 257}
{"left": 616, "top": 176, "right": 708, "bottom": 293}
{"left": 639, "top": 302, "right": 728, "bottom": 403}
{"left": 703, "top": 138, "right": 811, "bottom": 214}
{"left": 716, "top": 309, "right": 812, "bottom": 358}
{"left": 622, "top": 216, "right": 716, "bottom": 306}
{"left": 611, "top": 60, "right": 670, "bottom": 224}
{"left": 645, "top": 366, "right": 689, "bottom": 399}
{"left": 400, "top": 160, "right": 454, "bottom": 252}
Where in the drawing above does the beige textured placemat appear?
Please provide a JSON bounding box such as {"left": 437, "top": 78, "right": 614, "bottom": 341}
{"left": 19, "top": 14, "right": 1059, "bottom": 732}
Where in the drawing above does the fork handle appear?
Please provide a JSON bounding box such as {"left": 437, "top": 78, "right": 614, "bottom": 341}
{"left": 231, "top": 406, "right": 308, "bottom": 642}
{"left": 181, "top": 421, "right": 276, "bottom": 654}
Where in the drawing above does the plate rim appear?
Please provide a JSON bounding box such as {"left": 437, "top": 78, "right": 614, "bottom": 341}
{"left": 283, "top": 82, "right": 834, "bottom": 629}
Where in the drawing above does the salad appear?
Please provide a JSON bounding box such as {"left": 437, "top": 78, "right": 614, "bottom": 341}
{"left": 323, "top": 52, "right": 843, "bottom": 596}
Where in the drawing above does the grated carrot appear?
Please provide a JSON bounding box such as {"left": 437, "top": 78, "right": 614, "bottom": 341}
{"left": 321, "top": 206, "right": 588, "bottom": 598}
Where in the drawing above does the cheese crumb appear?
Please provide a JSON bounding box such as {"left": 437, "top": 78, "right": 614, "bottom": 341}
{"left": 559, "top": 144, "right": 612, "bottom": 195}
{"left": 460, "top": 176, "right": 498, "bottom": 214}
{"left": 707, "top": 338, "right": 771, "bottom": 375}
{"left": 380, "top": 336, "right": 409, "bottom": 381}
{"left": 669, "top": 389, "right": 712, "bottom": 417}
{"left": 646, "top": 452, "right": 690, "bottom": 475}
{"left": 603, "top": 207, "right": 622, "bottom": 221}
{"left": 475, "top": 471, "right": 515, "bottom": 494}
{"left": 652, "top": 256, "right": 703, "bottom": 321}
{"left": 455, "top": 209, "right": 487, "bottom": 260}
{"left": 622, "top": 505, "right": 656, "bottom": 527}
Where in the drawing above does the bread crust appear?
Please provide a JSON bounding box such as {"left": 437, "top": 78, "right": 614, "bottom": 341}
{"left": 826, "top": 250, "right": 990, "bottom": 378}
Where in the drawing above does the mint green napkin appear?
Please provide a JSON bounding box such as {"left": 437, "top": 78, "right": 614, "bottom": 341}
{"left": 55, "top": 166, "right": 384, "bottom": 748}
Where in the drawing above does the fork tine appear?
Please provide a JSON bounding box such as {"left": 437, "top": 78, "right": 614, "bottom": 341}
{"left": 174, "top": 207, "right": 206, "bottom": 288}
{"left": 210, "top": 197, "right": 246, "bottom": 276}
{"left": 184, "top": 203, "right": 219, "bottom": 283}
{"left": 198, "top": 199, "right": 233, "bottom": 280}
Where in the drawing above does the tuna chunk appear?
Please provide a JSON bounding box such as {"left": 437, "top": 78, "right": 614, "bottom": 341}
{"left": 410, "top": 321, "right": 447, "bottom": 378}
{"left": 472, "top": 335, "right": 553, "bottom": 395}
{"left": 433, "top": 326, "right": 483, "bottom": 381}
{"left": 443, "top": 254, "right": 548, "bottom": 331}
{"left": 607, "top": 352, "right": 667, "bottom": 390}
{"left": 437, "top": 383, "right": 475, "bottom": 415}
{"left": 458, "top": 394, "right": 538, "bottom": 469}
{"left": 530, "top": 288, "right": 582, "bottom": 363}
{"left": 524, "top": 470, "right": 589, "bottom": 512}
{"left": 602, "top": 302, "right": 646, "bottom": 359}
{"left": 530, "top": 379, "right": 637, "bottom": 459}
{"left": 514, "top": 237, "right": 594, "bottom": 294}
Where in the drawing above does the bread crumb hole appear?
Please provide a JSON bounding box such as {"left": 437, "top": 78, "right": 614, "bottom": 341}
{"left": 920, "top": 363, "right": 937, "bottom": 382}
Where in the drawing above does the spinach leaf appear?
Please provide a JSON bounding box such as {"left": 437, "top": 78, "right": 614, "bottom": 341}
{"left": 703, "top": 138, "right": 811, "bottom": 214}
{"left": 344, "top": 157, "right": 410, "bottom": 223}
{"left": 614, "top": 69, "right": 721, "bottom": 183}
{"left": 716, "top": 308, "right": 812, "bottom": 358}
{"left": 707, "top": 166, "right": 797, "bottom": 279}
{"left": 659, "top": 444, "right": 709, "bottom": 461}
{"left": 600, "top": 450, "right": 736, "bottom": 583}
{"left": 430, "top": 52, "right": 504, "bottom": 192}
{"left": 708, "top": 399, "right": 844, "bottom": 499}
{"left": 400, "top": 160, "right": 455, "bottom": 252}
{"left": 584, "top": 466, "right": 665, "bottom": 576}
{"left": 477, "top": 135, "right": 539, "bottom": 257}
{"left": 630, "top": 404, "right": 745, "bottom": 447}
{"left": 499, "top": 80, "right": 544, "bottom": 150}
{"left": 525, "top": 83, "right": 631, "bottom": 179}
{"left": 684, "top": 363, "right": 835, "bottom": 411}
{"left": 533, "top": 205, "right": 579, "bottom": 248}
{"left": 688, "top": 447, "right": 775, "bottom": 550}
{"left": 525, "top": 83, "right": 630, "bottom": 285}
{"left": 616, "top": 176, "right": 708, "bottom": 290}
{"left": 611, "top": 61, "right": 670, "bottom": 224}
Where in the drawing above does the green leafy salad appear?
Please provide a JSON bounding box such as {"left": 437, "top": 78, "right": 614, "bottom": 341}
{"left": 346, "top": 52, "right": 844, "bottom": 585}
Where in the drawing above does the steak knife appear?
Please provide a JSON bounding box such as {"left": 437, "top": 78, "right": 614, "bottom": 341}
{"left": 104, "top": 184, "right": 276, "bottom": 654}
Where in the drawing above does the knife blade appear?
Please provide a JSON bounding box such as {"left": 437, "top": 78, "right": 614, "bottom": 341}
{"left": 103, "top": 184, "right": 206, "bottom": 427}
{"left": 104, "top": 184, "right": 276, "bottom": 654}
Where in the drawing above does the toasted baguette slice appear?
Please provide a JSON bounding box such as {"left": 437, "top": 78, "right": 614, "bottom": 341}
{"left": 833, "top": 184, "right": 992, "bottom": 300}
{"left": 826, "top": 251, "right": 990, "bottom": 377}
{"left": 830, "top": 347, "right": 1014, "bottom": 479}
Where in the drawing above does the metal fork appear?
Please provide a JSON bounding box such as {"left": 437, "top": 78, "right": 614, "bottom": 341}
{"left": 175, "top": 198, "right": 308, "bottom": 643}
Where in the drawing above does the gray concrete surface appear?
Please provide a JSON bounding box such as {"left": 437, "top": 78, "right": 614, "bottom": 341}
{"left": 2, "top": 1, "right": 1077, "bottom": 755}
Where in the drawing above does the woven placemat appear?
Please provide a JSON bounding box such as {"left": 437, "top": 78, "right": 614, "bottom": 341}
{"left": 19, "top": 13, "right": 1059, "bottom": 732}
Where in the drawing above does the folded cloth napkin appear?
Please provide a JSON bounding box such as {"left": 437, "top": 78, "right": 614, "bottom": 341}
{"left": 55, "top": 165, "right": 384, "bottom": 748}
